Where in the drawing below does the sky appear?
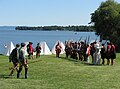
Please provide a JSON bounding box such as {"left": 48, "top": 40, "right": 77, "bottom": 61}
{"left": 0, "top": 0, "right": 120, "bottom": 26}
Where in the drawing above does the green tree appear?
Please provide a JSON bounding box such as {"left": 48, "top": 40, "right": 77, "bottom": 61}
{"left": 90, "top": 0, "right": 120, "bottom": 52}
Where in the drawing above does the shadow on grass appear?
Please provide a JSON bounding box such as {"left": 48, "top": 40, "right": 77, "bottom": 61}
{"left": 83, "top": 62, "right": 103, "bottom": 66}
{"left": 28, "top": 59, "right": 41, "bottom": 64}
{"left": 0, "top": 74, "right": 29, "bottom": 79}
{"left": 52, "top": 56, "right": 104, "bottom": 67}
{"left": 59, "top": 56, "right": 78, "bottom": 62}
{"left": 59, "top": 56, "right": 104, "bottom": 67}
{"left": 0, "top": 74, "right": 11, "bottom": 79}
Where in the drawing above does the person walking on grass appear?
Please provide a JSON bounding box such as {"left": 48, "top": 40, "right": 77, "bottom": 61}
{"left": 35, "top": 43, "right": 41, "bottom": 58}
{"left": 27, "top": 42, "right": 34, "bottom": 59}
{"left": 9, "top": 44, "right": 20, "bottom": 76}
{"left": 17, "top": 43, "right": 28, "bottom": 79}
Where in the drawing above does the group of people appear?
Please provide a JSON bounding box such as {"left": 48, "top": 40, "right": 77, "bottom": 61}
{"left": 9, "top": 43, "right": 28, "bottom": 78}
{"left": 100, "top": 42, "right": 116, "bottom": 65}
{"left": 8, "top": 40, "right": 116, "bottom": 78}
{"left": 9, "top": 42, "right": 41, "bottom": 78}
{"left": 64, "top": 40, "right": 116, "bottom": 65}
{"left": 26, "top": 42, "right": 41, "bottom": 59}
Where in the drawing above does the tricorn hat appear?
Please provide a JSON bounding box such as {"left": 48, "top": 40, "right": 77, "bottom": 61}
{"left": 21, "top": 43, "right": 26, "bottom": 47}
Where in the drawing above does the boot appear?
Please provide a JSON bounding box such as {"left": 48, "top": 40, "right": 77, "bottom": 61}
{"left": 25, "top": 68, "right": 28, "bottom": 79}
{"left": 17, "top": 73, "right": 20, "bottom": 78}
{"left": 17, "top": 68, "right": 22, "bottom": 78}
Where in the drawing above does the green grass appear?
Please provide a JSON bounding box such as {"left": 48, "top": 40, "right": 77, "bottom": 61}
{"left": 0, "top": 54, "right": 120, "bottom": 89}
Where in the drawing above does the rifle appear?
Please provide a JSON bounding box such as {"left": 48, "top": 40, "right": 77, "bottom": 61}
{"left": 84, "top": 36, "right": 87, "bottom": 44}
{"left": 95, "top": 35, "right": 100, "bottom": 42}
{"left": 79, "top": 36, "right": 82, "bottom": 42}
{"left": 103, "top": 40, "right": 108, "bottom": 45}
{"left": 87, "top": 35, "right": 90, "bottom": 45}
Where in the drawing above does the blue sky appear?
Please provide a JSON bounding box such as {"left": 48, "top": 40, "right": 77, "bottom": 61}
{"left": 0, "top": 0, "right": 119, "bottom": 26}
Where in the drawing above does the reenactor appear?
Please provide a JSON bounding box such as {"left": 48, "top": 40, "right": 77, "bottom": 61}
{"left": 55, "top": 42, "right": 62, "bottom": 57}
{"left": 110, "top": 42, "right": 116, "bottom": 65}
{"left": 35, "top": 43, "right": 41, "bottom": 58}
{"left": 9, "top": 44, "right": 20, "bottom": 76}
{"left": 17, "top": 43, "right": 28, "bottom": 79}
{"left": 106, "top": 42, "right": 111, "bottom": 65}
{"left": 100, "top": 44, "right": 106, "bottom": 65}
{"left": 65, "top": 42, "right": 72, "bottom": 58}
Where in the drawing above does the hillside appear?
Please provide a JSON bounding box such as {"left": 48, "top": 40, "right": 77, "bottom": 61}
{"left": 0, "top": 54, "right": 120, "bottom": 89}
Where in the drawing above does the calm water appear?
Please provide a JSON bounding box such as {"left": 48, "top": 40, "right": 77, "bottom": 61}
{"left": 0, "top": 27, "right": 99, "bottom": 53}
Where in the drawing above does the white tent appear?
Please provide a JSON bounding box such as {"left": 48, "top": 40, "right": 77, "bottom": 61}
{"left": 51, "top": 41, "right": 65, "bottom": 54}
{"left": 24, "top": 41, "right": 29, "bottom": 55}
{"left": 3, "top": 41, "right": 15, "bottom": 56}
{"left": 40, "top": 42, "right": 52, "bottom": 55}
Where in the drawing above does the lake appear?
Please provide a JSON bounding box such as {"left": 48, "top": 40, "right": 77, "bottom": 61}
{"left": 0, "top": 27, "right": 99, "bottom": 54}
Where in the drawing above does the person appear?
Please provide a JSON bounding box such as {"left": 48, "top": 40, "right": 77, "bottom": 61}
{"left": 65, "top": 42, "right": 72, "bottom": 58}
{"left": 9, "top": 44, "right": 20, "bottom": 76}
{"left": 78, "top": 41, "right": 84, "bottom": 61}
{"left": 27, "top": 42, "right": 34, "bottom": 59}
{"left": 90, "top": 43, "right": 95, "bottom": 63}
{"left": 35, "top": 43, "right": 41, "bottom": 58}
{"left": 83, "top": 44, "right": 87, "bottom": 61}
{"left": 100, "top": 44, "right": 106, "bottom": 65}
{"left": 17, "top": 43, "right": 28, "bottom": 79}
{"left": 70, "top": 42, "right": 78, "bottom": 60}
{"left": 55, "top": 42, "right": 62, "bottom": 57}
{"left": 77, "top": 42, "right": 82, "bottom": 60}
{"left": 86, "top": 44, "right": 91, "bottom": 63}
{"left": 110, "top": 42, "right": 116, "bottom": 66}
{"left": 106, "top": 42, "right": 111, "bottom": 65}
{"left": 93, "top": 42, "right": 101, "bottom": 65}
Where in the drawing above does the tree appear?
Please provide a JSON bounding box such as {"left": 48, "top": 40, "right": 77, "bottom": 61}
{"left": 90, "top": 0, "right": 120, "bottom": 52}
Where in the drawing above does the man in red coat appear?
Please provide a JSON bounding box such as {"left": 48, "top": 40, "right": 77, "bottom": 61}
{"left": 55, "top": 42, "right": 62, "bottom": 58}
{"left": 27, "top": 42, "right": 34, "bottom": 59}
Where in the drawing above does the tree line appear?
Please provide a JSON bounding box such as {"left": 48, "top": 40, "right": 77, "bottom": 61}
{"left": 15, "top": 25, "right": 94, "bottom": 32}
{"left": 90, "top": 0, "right": 120, "bottom": 52}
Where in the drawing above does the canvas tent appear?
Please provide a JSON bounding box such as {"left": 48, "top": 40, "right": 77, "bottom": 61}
{"left": 3, "top": 41, "right": 15, "bottom": 56}
{"left": 24, "top": 41, "right": 29, "bottom": 55}
{"left": 51, "top": 41, "right": 65, "bottom": 54}
{"left": 40, "top": 42, "right": 52, "bottom": 55}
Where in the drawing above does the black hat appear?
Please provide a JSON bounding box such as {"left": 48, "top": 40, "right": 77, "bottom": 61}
{"left": 21, "top": 43, "right": 26, "bottom": 47}
{"left": 16, "top": 44, "right": 20, "bottom": 47}
{"left": 29, "top": 42, "right": 33, "bottom": 44}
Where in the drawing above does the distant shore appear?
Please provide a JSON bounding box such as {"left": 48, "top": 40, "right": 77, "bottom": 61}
{"left": 15, "top": 25, "right": 94, "bottom": 32}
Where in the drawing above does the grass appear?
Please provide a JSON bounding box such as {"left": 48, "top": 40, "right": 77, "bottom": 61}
{"left": 0, "top": 54, "right": 120, "bottom": 89}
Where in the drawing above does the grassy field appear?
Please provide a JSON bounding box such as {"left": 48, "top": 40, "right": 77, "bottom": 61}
{"left": 0, "top": 54, "right": 120, "bottom": 89}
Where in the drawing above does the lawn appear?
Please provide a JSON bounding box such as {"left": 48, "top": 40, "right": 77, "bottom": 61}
{"left": 0, "top": 54, "right": 120, "bottom": 89}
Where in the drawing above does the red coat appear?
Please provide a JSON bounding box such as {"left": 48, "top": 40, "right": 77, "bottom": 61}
{"left": 29, "top": 44, "right": 34, "bottom": 53}
{"left": 55, "top": 44, "right": 62, "bottom": 54}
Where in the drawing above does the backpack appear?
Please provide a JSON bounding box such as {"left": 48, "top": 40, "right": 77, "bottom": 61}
{"left": 36, "top": 46, "right": 41, "bottom": 52}
{"left": 27, "top": 44, "right": 30, "bottom": 53}
{"left": 9, "top": 48, "right": 18, "bottom": 63}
